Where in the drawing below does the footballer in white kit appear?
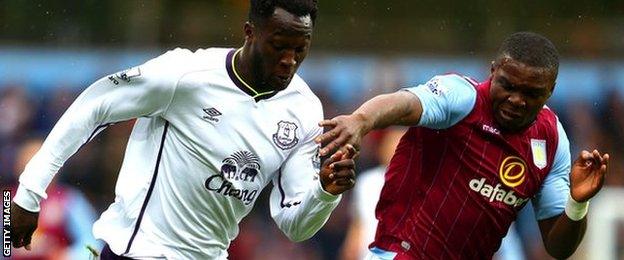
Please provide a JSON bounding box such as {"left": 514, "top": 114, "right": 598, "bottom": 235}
{"left": 11, "top": 1, "right": 357, "bottom": 259}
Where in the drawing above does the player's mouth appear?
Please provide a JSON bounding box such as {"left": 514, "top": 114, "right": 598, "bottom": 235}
{"left": 499, "top": 108, "right": 522, "bottom": 121}
{"left": 274, "top": 75, "right": 291, "bottom": 87}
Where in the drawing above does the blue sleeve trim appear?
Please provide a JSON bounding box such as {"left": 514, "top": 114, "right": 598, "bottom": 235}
{"left": 532, "top": 119, "right": 571, "bottom": 220}
{"left": 403, "top": 74, "right": 476, "bottom": 129}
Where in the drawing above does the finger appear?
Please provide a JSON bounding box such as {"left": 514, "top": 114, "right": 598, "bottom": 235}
{"left": 318, "top": 119, "right": 337, "bottom": 128}
{"left": 315, "top": 127, "right": 339, "bottom": 143}
{"left": 23, "top": 231, "right": 33, "bottom": 251}
{"left": 579, "top": 150, "right": 594, "bottom": 167}
{"left": 320, "top": 135, "right": 349, "bottom": 156}
{"left": 324, "top": 150, "right": 344, "bottom": 168}
{"left": 330, "top": 159, "right": 355, "bottom": 170}
{"left": 602, "top": 153, "right": 609, "bottom": 165}
{"left": 592, "top": 149, "right": 602, "bottom": 162}
{"left": 341, "top": 144, "right": 358, "bottom": 160}
{"left": 331, "top": 168, "right": 356, "bottom": 179}
{"left": 334, "top": 178, "right": 355, "bottom": 186}
{"left": 315, "top": 128, "right": 338, "bottom": 145}
{"left": 12, "top": 236, "right": 24, "bottom": 248}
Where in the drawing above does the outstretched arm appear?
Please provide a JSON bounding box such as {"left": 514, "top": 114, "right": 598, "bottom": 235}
{"left": 538, "top": 149, "right": 609, "bottom": 259}
{"left": 316, "top": 91, "right": 423, "bottom": 156}
{"left": 316, "top": 75, "right": 477, "bottom": 157}
{"left": 11, "top": 49, "right": 189, "bottom": 250}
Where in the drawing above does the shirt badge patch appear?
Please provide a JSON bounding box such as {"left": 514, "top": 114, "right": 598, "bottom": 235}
{"left": 425, "top": 78, "right": 448, "bottom": 96}
{"left": 272, "top": 121, "right": 299, "bottom": 150}
{"left": 108, "top": 66, "right": 142, "bottom": 85}
{"left": 530, "top": 139, "right": 547, "bottom": 169}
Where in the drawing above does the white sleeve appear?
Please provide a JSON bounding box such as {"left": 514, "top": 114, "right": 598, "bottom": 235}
{"left": 13, "top": 49, "right": 187, "bottom": 212}
{"left": 269, "top": 114, "right": 342, "bottom": 242}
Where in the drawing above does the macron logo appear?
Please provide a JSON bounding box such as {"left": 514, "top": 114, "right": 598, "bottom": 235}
{"left": 469, "top": 178, "right": 528, "bottom": 207}
{"left": 482, "top": 124, "right": 500, "bottom": 135}
{"left": 202, "top": 108, "right": 222, "bottom": 122}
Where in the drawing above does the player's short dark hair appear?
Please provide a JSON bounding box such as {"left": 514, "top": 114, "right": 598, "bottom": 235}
{"left": 249, "top": 0, "right": 318, "bottom": 25}
{"left": 497, "top": 32, "right": 559, "bottom": 72}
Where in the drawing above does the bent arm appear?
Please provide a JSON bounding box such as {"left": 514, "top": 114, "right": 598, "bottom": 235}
{"left": 318, "top": 74, "right": 477, "bottom": 156}
{"left": 352, "top": 91, "right": 424, "bottom": 132}
{"left": 533, "top": 121, "right": 587, "bottom": 259}
{"left": 269, "top": 124, "right": 342, "bottom": 242}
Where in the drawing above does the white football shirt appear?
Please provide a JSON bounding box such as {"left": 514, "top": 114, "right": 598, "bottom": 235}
{"left": 14, "top": 48, "right": 341, "bottom": 259}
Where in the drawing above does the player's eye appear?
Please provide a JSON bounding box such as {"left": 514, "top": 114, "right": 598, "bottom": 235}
{"left": 272, "top": 43, "right": 285, "bottom": 51}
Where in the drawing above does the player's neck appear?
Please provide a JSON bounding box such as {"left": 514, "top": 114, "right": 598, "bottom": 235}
{"left": 234, "top": 48, "right": 276, "bottom": 96}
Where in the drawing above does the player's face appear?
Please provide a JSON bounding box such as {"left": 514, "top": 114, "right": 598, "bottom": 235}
{"left": 489, "top": 57, "right": 556, "bottom": 132}
{"left": 248, "top": 8, "right": 313, "bottom": 91}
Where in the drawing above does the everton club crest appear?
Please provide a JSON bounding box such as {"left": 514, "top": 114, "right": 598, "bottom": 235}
{"left": 272, "top": 121, "right": 299, "bottom": 150}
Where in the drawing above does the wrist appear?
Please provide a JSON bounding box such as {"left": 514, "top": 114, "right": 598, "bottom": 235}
{"left": 316, "top": 180, "right": 341, "bottom": 202}
{"left": 14, "top": 185, "right": 43, "bottom": 212}
{"left": 565, "top": 194, "right": 589, "bottom": 221}
{"left": 352, "top": 112, "right": 373, "bottom": 134}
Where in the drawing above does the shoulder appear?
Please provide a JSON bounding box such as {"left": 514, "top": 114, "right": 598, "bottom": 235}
{"left": 288, "top": 74, "right": 323, "bottom": 117}
{"left": 427, "top": 73, "right": 477, "bottom": 94}
{"left": 151, "top": 47, "right": 229, "bottom": 73}
{"left": 290, "top": 75, "right": 322, "bottom": 105}
{"left": 142, "top": 47, "right": 231, "bottom": 90}
{"left": 406, "top": 73, "right": 477, "bottom": 104}
{"left": 536, "top": 105, "right": 561, "bottom": 135}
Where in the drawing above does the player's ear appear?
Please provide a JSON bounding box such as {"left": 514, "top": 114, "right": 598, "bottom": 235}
{"left": 490, "top": 60, "right": 496, "bottom": 74}
{"left": 244, "top": 22, "right": 255, "bottom": 41}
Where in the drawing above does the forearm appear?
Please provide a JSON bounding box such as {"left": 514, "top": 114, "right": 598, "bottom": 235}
{"left": 16, "top": 72, "right": 172, "bottom": 208}
{"left": 544, "top": 215, "right": 586, "bottom": 259}
{"left": 543, "top": 197, "right": 589, "bottom": 259}
{"left": 16, "top": 85, "right": 115, "bottom": 209}
{"left": 270, "top": 181, "right": 341, "bottom": 242}
{"left": 352, "top": 91, "right": 422, "bottom": 132}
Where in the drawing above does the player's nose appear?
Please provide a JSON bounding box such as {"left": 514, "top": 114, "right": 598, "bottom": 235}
{"left": 279, "top": 50, "right": 297, "bottom": 67}
{"left": 507, "top": 92, "right": 526, "bottom": 107}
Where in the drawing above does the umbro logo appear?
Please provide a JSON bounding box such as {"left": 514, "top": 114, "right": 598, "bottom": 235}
{"left": 203, "top": 107, "right": 222, "bottom": 122}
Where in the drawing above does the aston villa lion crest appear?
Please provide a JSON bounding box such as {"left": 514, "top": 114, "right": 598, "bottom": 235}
{"left": 273, "top": 121, "right": 299, "bottom": 150}
{"left": 530, "top": 139, "right": 547, "bottom": 169}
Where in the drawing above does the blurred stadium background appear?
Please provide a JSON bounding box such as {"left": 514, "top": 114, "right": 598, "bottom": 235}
{"left": 1, "top": 1, "right": 623, "bottom": 259}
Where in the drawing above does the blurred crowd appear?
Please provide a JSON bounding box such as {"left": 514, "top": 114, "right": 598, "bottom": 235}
{"left": 1, "top": 56, "right": 623, "bottom": 259}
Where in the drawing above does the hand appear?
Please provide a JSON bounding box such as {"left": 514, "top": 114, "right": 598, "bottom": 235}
{"left": 319, "top": 144, "right": 357, "bottom": 195}
{"left": 570, "top": 149, "right": 610, "bottom": 202}
{"left": 315, "top": 114, "right": 371, "bottom": 157}
{"left": 10, "top": 202, "right": 39, "bottom": 250}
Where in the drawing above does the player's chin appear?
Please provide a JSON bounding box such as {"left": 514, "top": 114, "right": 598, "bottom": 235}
{"left": 271, "top": 76, "right": 291, "bottom": 90}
